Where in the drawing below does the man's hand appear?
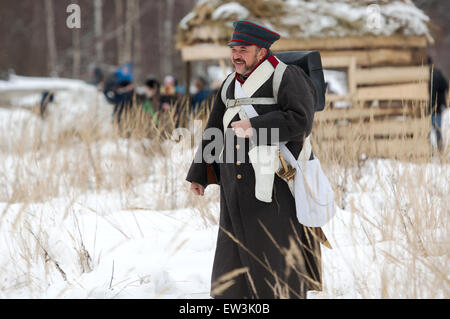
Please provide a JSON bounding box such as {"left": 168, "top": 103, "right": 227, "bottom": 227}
{"left": 190, "top": 182, "right": 205, "bottom": 196}
{"left": 231, "top": 120, "right": 253, "bottom": 138}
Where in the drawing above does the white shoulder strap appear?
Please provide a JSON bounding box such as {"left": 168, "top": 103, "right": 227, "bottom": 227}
{"left": 272, "top": 60, "right": 313, "bottom": 160}
{"left": 221, "top": 59, "right": 287, "bottom": 105}
{"left": 221, "top": 73, "right": 235, "bottom": 105}
{"left": 272, "top": 60, "right": 287, "bottom": 103}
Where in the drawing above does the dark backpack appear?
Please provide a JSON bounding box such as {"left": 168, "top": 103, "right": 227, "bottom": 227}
{"left": 274, "top": 51, "right": 327, "bottom": 112}
{"left": 221, "top": 51, "right": 326, "bottom": 112}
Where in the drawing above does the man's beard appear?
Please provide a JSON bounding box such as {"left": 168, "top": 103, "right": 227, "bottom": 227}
{"left": 233, "top": 57, "right": 259, "bottom": 76}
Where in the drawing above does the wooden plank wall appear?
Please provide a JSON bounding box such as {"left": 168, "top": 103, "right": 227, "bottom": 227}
{"left": 321, "top": 57, "right": 430, "bottom": 103}
{"left": 310, "top": 37, "right": 431, "bottom": 160}
{"left": 179, "top": 36, "right": 433, "bottom": 160}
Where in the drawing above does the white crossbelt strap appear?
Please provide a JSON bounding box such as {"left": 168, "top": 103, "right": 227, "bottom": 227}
{"left": 242, "top": 58, "right": 276, "bottom": 97}
{"left": 222, "top": 59, "right": 277, "bottom": 131}
{"left": 221, "top": 73, "right": 235, "bottom": 108}
{"left": 226, "top": 97, "right": 276, "bottom": 107}
{"left": 272, "top": 60, "right": 287, "bottom": 100}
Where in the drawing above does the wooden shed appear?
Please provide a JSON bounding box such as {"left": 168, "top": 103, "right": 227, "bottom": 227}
{"left": 176, "top": 0, "right": 435, "bottom": 159}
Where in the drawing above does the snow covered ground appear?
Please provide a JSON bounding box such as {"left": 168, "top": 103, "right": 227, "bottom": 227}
{"left": 0, "top": 76, "right": 448, "bottom": 298}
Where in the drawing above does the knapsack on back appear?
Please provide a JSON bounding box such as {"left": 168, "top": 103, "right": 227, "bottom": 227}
{"left": 274, "top": 51, "right": 326, "bottom": 112}
{"left": 221, "top": 50, "right": 326, "bottom": 112}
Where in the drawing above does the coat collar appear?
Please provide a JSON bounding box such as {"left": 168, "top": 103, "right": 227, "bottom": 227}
{"left": 238, "top": 55, "right": 279, "bottom": 98}
{"left": 235, "top": 50, "right": 278, "bottom": 84}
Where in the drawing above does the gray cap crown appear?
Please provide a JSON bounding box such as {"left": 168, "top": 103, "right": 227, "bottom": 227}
{"left": 228, "top": 20, "right": 281, "bottom": 49}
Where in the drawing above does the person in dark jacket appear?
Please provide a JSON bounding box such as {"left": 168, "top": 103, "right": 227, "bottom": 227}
{"left": 428, "top": 57, "right": 449, "bottom": 153}
{"left": 186, "top": 20, "right": 323, "bottom": 299}
{"left": 87, "top": 64, "right": 104, "bottom": 87}
{"left": 136, "top": 76, "right": 161, "bottom": 125}
{"left": 39, "top": 90, "right": 54, "bottom": 118}
{"left": 191, "top": 77, "right": 212, "bottom": 111}
{"left": 112, "top": 80, "right": 134, "bottom": 125}
{"left": 160, "top": 75, "right": 179, "bottom": 111}
{"left": 103, "top": 63, "right": 134, "bottom": 125}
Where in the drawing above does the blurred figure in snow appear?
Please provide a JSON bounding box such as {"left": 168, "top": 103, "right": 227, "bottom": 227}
{"left": 428, "top": 56, "right": 449, "bottom": 153}
{"left": 191, "top": 76, "right": 212, "bottom": 111}
{"left": 135, "top": 76, "right": 161, "bottom": 125}
{"left": 39, "top": 90, "right": 54, "bottom": 118}
{"left": 175, "top": 78, "right": 185, "bottom": 95}
{"left": 87, "top": 63, "right": 104, "bottom": 88}
{"left": 160, "top": 75, "right": 179, "bottom": 111}
{"left": 103, "top": 63, "right": 135, "bottom": 125}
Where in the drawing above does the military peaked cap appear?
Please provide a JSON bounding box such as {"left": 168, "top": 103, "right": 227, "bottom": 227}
{"left": 228, "top": 20, "right": 281, "bottom": 49}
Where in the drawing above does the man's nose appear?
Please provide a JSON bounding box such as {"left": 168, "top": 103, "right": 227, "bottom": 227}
{"left": 232, "top": 52, "right": 242, "bottom": 60}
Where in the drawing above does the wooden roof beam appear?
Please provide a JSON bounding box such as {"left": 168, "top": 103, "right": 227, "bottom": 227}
{"left": 271, "top": 35, "right": 428, "bottom": 51}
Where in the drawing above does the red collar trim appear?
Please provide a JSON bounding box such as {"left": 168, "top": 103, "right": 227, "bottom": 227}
{"left": 267, "top": 55, "right": 279, "bottom": 68}
{"left": 235, "top": 72, "right": 245, "bottom": 84}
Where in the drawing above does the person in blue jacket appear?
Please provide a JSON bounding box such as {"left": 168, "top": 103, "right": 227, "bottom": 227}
{"left": 191, "top": 77, "right": 212, "bottom": 111}
{"left": 103, "top": 63, "right": 135, "bottom": 125}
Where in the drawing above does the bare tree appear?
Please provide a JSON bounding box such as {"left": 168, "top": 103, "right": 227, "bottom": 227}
{"left": 156, "top": 0, "right": 164, "bottom": 78}
{"left": 115, "top": 0, "right": 125, "bottom": 65}
{"left": 44, "top": 0, "right": 58, "bottom": 76}
{"left": 133, "top": 0, "right": 143, "bottom": 83}
{"left": 123, "top": 0, "right": 135, "bottom": 64}
{"left": 69, "top": 0, "right": 81, "bottom": 78}
{"left": 0, "top": 0, "right": 197, "bottom": 79}
{"left": 94, "top": 0, "right": 104, "bottom": 65}
{"left": 163, "top": 0, "right": 175, "bottom": 77}
{"left": 72, "top": 28, "right": 81, "bottom": 78}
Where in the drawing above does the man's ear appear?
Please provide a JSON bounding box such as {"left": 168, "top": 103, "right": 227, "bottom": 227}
{"left": 258, "top": 48, "right": 268, "bottom": 61}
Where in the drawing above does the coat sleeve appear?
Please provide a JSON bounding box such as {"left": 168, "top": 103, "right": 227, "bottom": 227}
{"left": 185, "top": 82, "right": 227, "bottom": 188}
{"left": 249, "top": 65, "right": 317, "bottom": 143}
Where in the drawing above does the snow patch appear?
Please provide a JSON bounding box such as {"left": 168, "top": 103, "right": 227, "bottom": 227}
{"left": 212, "top": 2, "right": 249, "bottom": 20}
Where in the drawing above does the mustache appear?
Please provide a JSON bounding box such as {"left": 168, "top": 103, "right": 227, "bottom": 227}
{"left": 233, "top": 59, "right": 246, "bottom": 64}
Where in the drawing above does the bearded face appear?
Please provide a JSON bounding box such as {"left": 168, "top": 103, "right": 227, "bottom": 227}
{"left": 230, "top": 45, "right": 266, "bottom": 76}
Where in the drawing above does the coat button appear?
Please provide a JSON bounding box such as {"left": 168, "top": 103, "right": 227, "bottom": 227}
{"left": 235, "top": 144, "right": 240, "bottom": 150}
{"left": 236, "top": 161, "right": 241, "bottom": 166}
{"left": 237, "top": 174, "right": 242, "bottom": 180}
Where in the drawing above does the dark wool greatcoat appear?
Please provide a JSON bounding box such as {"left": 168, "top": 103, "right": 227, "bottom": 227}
{"left": 186, "top": 59, "right": 323, "bottom": 299}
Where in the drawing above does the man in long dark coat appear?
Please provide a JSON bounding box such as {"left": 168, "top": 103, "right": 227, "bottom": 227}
{"left": 186, "top": 20, "right": 323, "bottom": 299}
